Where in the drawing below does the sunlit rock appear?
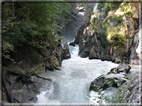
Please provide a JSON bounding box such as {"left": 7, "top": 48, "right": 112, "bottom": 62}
{"left": 90, "top": 63, "right": 131, "bottom": 92}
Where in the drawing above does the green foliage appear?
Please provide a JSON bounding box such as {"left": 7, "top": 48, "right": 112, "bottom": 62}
{"left": 118, "top": 3, "right": 133, "bottom": 17}
{"left": 91, "top": 1, "right": 131, "bottom": 56}
{"left": 109, "top": 15, "right": 123, "bottom": 26}
{"left": 89, "top": 16, "right": 108, "bottom": 46}
{"left": 98, "top": 1, "right": 122, "bottom": 15}
{"left": 98, "top": 2, "right": 128, "bottom": 54}
{"left": 2, "top": 41, "right": 15, "bottom": 62}
{"left": 2, "top": 2, "right": 72, "bottom": 61}
{"left": 107, "top": 25, "right": 125, "bottom": 54}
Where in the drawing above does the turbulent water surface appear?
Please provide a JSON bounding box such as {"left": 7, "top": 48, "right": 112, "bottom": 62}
{"left": 35, "top": 3, "right": 141, "bottom": 105}
{"left": 36, "top": 45, "right": 120, "bottom": 105}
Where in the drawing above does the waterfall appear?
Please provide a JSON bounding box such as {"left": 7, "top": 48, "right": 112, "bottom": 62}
{"left": 36, "top": 45, "right": 119, "bottom": 105}
{"left": 93, "top": 3, "right": 98, "bottom": 12}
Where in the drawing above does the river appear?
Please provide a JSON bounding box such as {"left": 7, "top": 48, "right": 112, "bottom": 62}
{"left": 35, "top": 2, "right": 141, "bottom": 105}
{"left": 36, "top": 45, "right": 119, "bottom": 105}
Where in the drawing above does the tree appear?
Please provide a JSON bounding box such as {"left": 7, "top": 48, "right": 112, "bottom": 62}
{"left": 2, "top": 2, "right": 72, "bottom": 62}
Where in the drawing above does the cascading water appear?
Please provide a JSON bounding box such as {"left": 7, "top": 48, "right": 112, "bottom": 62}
{"left": 93, "top": 3, "right": 98, "bottom": 12}
{"left": 36, "top": 45, "right": 119, "bottom": 105}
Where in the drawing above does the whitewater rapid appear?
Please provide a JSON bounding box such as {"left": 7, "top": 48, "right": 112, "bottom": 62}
{"left": 35, "top": 45, "right": 120, "bottom": 105}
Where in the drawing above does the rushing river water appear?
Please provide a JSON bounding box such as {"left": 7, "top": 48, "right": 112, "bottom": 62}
{"left": 35, "top": 2, "right": 141, "bottom": 105}
{"left": 36, "top": 45, "right": 119, "bottom": 105}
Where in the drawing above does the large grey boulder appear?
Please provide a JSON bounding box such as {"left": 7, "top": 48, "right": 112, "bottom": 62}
{"left": 2, "top": 72, "right": 53, "bottom": 103}
{"left": 107, "top": 63, "right": 131, "bottom": 74}
{"left": 61, "top": 39, "right": 71, "bottom": 59}
{"left": 69, "top": 41, "right": 75, "bottom": 46}
{"left": 89, "top": 73, "right": 127, "bottom": 92}
{"left": 90, "top": 63, "right": 131, "bottom": 92}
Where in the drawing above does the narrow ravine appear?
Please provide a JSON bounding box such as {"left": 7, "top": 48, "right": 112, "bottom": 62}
{"left": 36, "top": 45, "right": 119, "bottom": 105}
{"left": 2, "top": 2, "right": 141, "bottom": 105}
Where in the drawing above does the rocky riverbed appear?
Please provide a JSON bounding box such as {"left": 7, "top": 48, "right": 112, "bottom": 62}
{"left": 1, "top": 38, "right": 71, "bottom": 104}
{"left": 89, "top": 64, "right": 141, "bottom": 104}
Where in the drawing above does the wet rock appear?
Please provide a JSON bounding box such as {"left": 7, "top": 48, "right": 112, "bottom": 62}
{"left": 90, "top": 63, "right": 131, "bottom": 92}
{"left": 3, "top": 72, "right": 53, "bottom": 103}
{"left": 18, "top": 74, "right": 33, "bottom": 85}
{"left": 78, "top": 6, "right": 85, "bottom": 12}
{"left": 61, "top": 39, "right": 71, "bottom": 59}
{"left": 114, "top": 57, "right": 121, "bottom": 63}
{"left": 69, "top": 42, "right": 75, "bottom": 46}
{"left": 89, "top": 47, "right": 97, "bottom": 59}
{"left": 108, "top": 63, "right": 131, "bottom": 75}
{"left": 80, "top": 51, "right": 89, "bottom": 58}
{"left": 89, "top": 73, "right": 127, "bottom": 92}
{"left": 80, "top": 48, "right": 89, "bottom": 58}
{"left": 117, "top": 63, "right": 131, "bottom": 73}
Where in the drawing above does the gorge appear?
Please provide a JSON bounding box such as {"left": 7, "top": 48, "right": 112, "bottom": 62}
{"left": 1, "top": 1, "right": 141, "bottom": 105}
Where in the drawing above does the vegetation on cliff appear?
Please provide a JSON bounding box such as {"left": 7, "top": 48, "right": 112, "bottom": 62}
{"left": 2, "top": 2, "right": 72, "bottom": 103}
{"left": 2, "top": 2, "right": 72, "bottom": 65}
{"left": 89, "top": 1, "right": 139, "bottom": 61}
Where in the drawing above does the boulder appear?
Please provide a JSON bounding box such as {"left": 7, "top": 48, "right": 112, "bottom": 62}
{"left": 90, "top": 63, "right": 131, "bottom": 92}
{"left": 89, "top": 73, "right": 127, "bottom": 92}
{"left": 89, "top": 47, "right": 97, "bottom": 59}
{"left": 80, "top": 51, "right": 89, "bottom": 58}
{"left": 61, "top": 39, "right": 71, "bottom": 59}
{"left": 69, "top": 42, "right": 75, "bottom": 46}
{"left": 114, "top": 57, "right": 121, "bottom": 63}
{"left": 108, "top": 63, "right": 131, "bottom": 74}
{"left": 80, "top": 48, "right": 89, "bottom": 58}
{"left": 117, "top": 63, "right": 131, "bottom": 73}
{"left": 3, "top": 72, "right": 53, "bottom": 103}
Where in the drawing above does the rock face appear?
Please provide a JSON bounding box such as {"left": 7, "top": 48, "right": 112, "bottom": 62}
{"left": 129, "top": 31, "right": 141, "bottom": 65}
{"left": 2, "top": 71, "right": 53, "bottom": 103}
{"left": 5, "top": 38, "right": 70, "bottom": 75}
{"left": 112, "top": 71, "right": 141, "bottom": 103}
{"left": 90, "top": 64, "right": 141, "bottom": 104}
{"left": 71, "top": 22, "right": 114, "bottom": 61}
{"left": 89, "top": 63, "right": 131, "bottom": 92}
{"left": 61, "top": 39, "right": 71, "bottom": 59}
{"left": 2, "top": 37, "right": 71, "bottom": 103}
{"left": 71, "top": 3, "right": 140, "bottom": 65}
{"left": 61, "top": 3, "right": 95, "bottom": 42}
{"left": 108, "top": 63, "right": 131, "bottom": 74}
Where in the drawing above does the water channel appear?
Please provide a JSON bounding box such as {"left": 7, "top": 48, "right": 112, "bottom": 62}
{"left": 36, "top": 45, "right": 119, "bottom": 105}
